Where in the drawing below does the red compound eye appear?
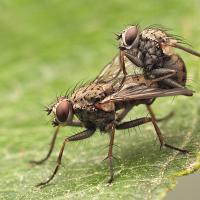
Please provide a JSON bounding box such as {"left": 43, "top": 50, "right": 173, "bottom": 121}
{"left": 124, "top": 26, "right": 138, "bottom": 46}
{"left": 56, "top": 100, "right": 70, "bottom": 123}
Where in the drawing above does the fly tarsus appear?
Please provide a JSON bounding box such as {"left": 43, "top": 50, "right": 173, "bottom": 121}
{"left": 163, "top": 143, "right": 189, "bottom": 154}
{"left": 36, "top": 129, "right": 95, "bottom": 187}
{"left": 147, "top": 105, "right": 188, "bottom": 153}
{"left": 30, "top": 126, "right": 60, "bottom": 165}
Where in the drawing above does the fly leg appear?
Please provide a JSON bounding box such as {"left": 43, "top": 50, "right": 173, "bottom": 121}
{"left": 30, "top": 120, "right": 83, "bottom": 165}
{"left": 66, "top": 119, "right": 83, "bottom": 127}
{"left": 146, "top": 103, "right": 174, "bottom": 122}
{"left": 119, "top": 51, "right": 144, "bottom": 87}
{"left": 171, "top": 43, "right": 200, "bottom": 57}
{"left": 150, "top": 68, "right": 185, "bottom": 89}
{"left": 116, "top": 104, "right": 173, "bottom": 124}
{"left": 119, "top": 50, "right": 128, "bottom": 76}
{"left": 116, "top": 109, "right": 187, "bottom": 153}
{"left": 104, "top": 125, "right": 116, "bottom": 184}
{"left": 161, "top": 78, "right": 185, "bottom": 89}
{"left": 116, "top": 117, "right": 152, "bottom": 130}
{"left": 30, "top": 126, "right": 60, "bottom": 165}
{"left": 116, "top": 105, "right": 134, "bottom": 123}
{"left": 150, "top": 68, "right": 176, "bottom": 83}
{"left": 124, "top": 51, "right": 143, "bottom": 68}
{"left": 119, "top": 51, "right": 128, "bottom": 88}
{"left": 146, "top": 105, "right": 188, "bottom": 153}
{"left": 36, "top": 128, "right": 96, "bottom": 187}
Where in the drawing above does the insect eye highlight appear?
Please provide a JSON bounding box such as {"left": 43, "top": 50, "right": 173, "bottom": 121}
{"left": 56, "top": 100, "right": 70, "bottom": 123}
{"left": 123, "top": 26, "right": 138, "bottom": 46}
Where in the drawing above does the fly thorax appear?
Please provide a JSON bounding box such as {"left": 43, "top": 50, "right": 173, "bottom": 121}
{"left": 141, "top": 29, "right": 168, "bottom": 42}
{"left": 138, "top": 34, "right": 165, "bottom": 70}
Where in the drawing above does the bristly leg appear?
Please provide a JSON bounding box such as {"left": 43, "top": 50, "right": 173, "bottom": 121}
{"left": 124, "top": 51, "right": 143, "bottom": 68}
{"left": 30, "top": 120, "right": 83, "bottom": 165}
{"left": 161, "top": 78, "right": 185, "bottom": 89}
{"left": 118, "top": 50, "right": 127, "bottom": 88}
{"left": 116, "top": 117, "right": 152, "bottom": 130}
{"left": 104, "top": 124, "right": 116, "bottom": 184}
{"left": 150, "top": 68, "right": 177, "bottom": 83}
{"left": 36, "top": 128, "right": 95, "bottom": 187}
{"left": 116, "top": 106, "right": 188, "bottom": 154}
{"left": 116, "top": 105, "right": 174, "bottom": 124}
{"left": 146, "top": 105, "right": 188, "bottom": 153}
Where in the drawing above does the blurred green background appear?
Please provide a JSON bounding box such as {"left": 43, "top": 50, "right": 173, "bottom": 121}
{"left": 0, "top": 0, "right": 200, "bottom": 199}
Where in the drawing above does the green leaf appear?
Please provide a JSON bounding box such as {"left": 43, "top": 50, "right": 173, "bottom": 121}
{"left": 0, "top": 0, "right": 200, "bottom": 199}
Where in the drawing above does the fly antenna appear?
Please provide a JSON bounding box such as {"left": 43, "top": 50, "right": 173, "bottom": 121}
{"left": 114, "top": 33, "right": 121, "bottom": 40}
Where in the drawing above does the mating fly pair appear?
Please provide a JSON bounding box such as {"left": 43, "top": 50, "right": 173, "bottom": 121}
{"left": 30, "top": 25, "right": 199, "bottom": 186}
{"left": 118, "top": 25, "right": 200, "bottom": 90}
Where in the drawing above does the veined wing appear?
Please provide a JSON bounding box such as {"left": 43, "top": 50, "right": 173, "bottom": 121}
{"left": 94, "top": 54, "right": 142, "bottom": 84}
{"left": 100, "top": 75, "right": 194, "bottom": 103}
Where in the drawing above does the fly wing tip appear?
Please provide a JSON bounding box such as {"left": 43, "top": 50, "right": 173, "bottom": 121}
{"left": 184, "top": 89, "right": 194, "bottom": 96}
{"left": 173, "top": 43, "right": 200, "bottom": 57}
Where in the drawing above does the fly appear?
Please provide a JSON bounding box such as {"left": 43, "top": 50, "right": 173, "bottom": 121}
{"left": 117, "top": 25, "right": 200, "bottom": 89}
{"left": 30, "top": 54, "right": 193, "bottom": 186}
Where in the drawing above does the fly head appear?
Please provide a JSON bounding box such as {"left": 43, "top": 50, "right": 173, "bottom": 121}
{"left": 118, "top": 26, "right": 140, "bottom": 50}
{"left": 46, "top": 97, "right": 74, "bottom": 126}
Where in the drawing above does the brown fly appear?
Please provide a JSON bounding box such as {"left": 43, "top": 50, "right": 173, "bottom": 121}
{"left": 117, "top": 25, "right": 200, "bottom": 89}
{"left": 30, "top": 54, "right": 193, "bottom": 187}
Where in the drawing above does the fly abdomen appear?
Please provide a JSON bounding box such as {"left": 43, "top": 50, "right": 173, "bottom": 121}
{"left": 163, "top": 54, "right": 187, "bottom": 86}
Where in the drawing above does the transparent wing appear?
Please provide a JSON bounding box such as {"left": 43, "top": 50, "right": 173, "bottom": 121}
{"left": 94, "top": 54, "right": 142, "bottom": 84}
{"left": 100, "top": 75, "right": 193, "bottom": 103}
{"left": 112, "top": 86, "right": 193, "bottom": 101}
